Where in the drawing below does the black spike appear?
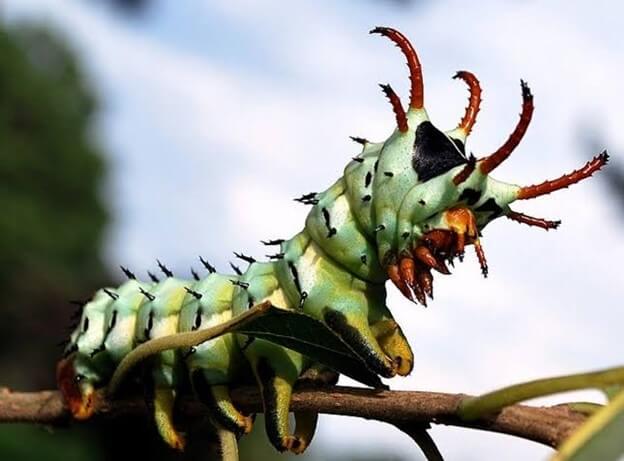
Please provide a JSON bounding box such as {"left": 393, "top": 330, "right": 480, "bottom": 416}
{"left": 231, "top": 280, "right": 249, "bottom": 289}
{"left": 384, "top": 171, "right": 394, "bottom": 177}
{"left": 190, "top": 267, "right": 200, "bottom": 281}
{"left": 234, "top": 252, "right": 256, "bottom": 264}
{"left": 139, "top": 287, "right": 155, "bottom": 301}
{"left": 147, "top": 271, "right": 160, "bottom": 283}
{"left": 266, "top": 253, "right": 285, "bottom": 260}
{"left": 351, "top": 157, "right": 365, "bottom": 163}
{"left": 104, "top": 289, "right": 119, "bottom": 301}
{"left": 261, "top": 239, "right": 285, "bottom": 246}
{"left": 156, "top": 259, "right": 174, "bottom": 278}
{"left": 184, "top": 286, "right": 203, "bottom": 300}
{"left": 120, "top": 265, "right": 136, "bottom": 280}
{"left": 199, "top": 256, "right": 216, "bottom": 274}
{"left": 69, "top": 299, "right": 86, "bottom": 307}
{"left": 350, "top": 136, "right": 368, "bottom": 145}
{"left": 294, "top": 192, "right": 319, "bottom": 205}
{"left": 322, "top": 207, "right": 337, "bottom": 238}
{"left": 230, "top": 262, "right": 242, "bottom": 276}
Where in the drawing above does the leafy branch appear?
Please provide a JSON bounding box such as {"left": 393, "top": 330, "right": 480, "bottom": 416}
{"left": 3, "top": 304, "right": 623, "bottom": 460}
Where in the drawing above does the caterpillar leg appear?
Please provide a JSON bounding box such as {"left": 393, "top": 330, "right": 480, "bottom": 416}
{"left": 253, "top": 356, "right": 304, "bottom": 453}
{"left": 370, "top": 317, "right": 414, "bottom": 376}
{"left": 152, "top": 386, "right": 185, "bottom": 451}
{"left": 322, "top": 307, "right": 396, "bottom": 378}
{"left": 291, "top": 411, "right": 319, "bottom": 454}
{"left": 191, "top": 371, "right": 253, "bottom": 435}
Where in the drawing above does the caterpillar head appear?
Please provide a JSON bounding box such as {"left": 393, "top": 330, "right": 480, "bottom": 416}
{"left": 369, "top": 27, "right": 608, "bottom": 305}
{"left": 56, "top": 289, "right": 113, "bottom": 420}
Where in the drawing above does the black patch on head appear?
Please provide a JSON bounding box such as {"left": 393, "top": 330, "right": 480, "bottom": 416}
{"left": 451, "top": 138, "right": 466, "bottom": 154}
{"left": 322, "top": 308, "right": 393, "bottom": 378}
{"left": 412, "top": 121, "right": 467, "bottom": 182}
{"left": 475, "top": 198, "right": 504, "bottom": 219}
{"left": 459, "top": 188, "right": 481, "bottom": 206}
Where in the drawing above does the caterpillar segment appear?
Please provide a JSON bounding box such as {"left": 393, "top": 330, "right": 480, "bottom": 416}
{"left": 58, "top": 26, "right": 608, "bottom": 455}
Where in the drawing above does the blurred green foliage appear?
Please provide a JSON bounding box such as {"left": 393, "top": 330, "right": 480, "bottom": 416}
{"left": 0, "top": 23, "right": 109, "bottom": 389}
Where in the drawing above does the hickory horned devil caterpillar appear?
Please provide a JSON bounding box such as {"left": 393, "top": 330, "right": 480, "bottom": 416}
{"left": 57, "top": 27, "right": 608, "bottom": 454}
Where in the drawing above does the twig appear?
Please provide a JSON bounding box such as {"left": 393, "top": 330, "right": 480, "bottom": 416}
{"left": 0, "top": 385, "right": 587, "bottom": 449}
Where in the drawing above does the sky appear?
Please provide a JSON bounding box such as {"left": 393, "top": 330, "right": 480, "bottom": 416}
{"left": 3, "top": 1, "right": 624, "bottom": 460}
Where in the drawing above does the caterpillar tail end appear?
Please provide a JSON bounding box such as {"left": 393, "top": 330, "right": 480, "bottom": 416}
{"left": 56, "top": 357, "right": 96, "bottom": 420}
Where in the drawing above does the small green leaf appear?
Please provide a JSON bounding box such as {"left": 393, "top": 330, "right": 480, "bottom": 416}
{"left": 553, "top": 388, "right": 624, "bottom": 461}
{"left": 235, "top": 306, "right": 384, "bottom": 389}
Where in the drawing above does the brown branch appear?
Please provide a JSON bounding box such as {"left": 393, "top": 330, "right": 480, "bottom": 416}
{"left": 0, "top": 385, "right": 586, "bottom": 449}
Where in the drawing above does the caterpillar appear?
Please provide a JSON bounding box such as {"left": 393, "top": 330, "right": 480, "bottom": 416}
{"left": 56, "top": 27, "right": 608, "bottom": 455}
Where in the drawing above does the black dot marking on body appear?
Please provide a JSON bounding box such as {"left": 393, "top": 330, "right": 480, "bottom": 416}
{"left": 383, "top": 171, "right": 394, "bottom": 178}
{"left": 402, "top": 231, "right": 410, "bottom": 239}
{"left": 147, "top": 271, "right": 160, "bottom": 283}
{"left": 261, "top": 239, "right": 285, "bottom": 246}
{"left": 364, "top": 171, "right": 373, "bottom": 188}
{"left": 412, "top": 121, "right": 467, "bottom": 182}
{"left": 191, "top": 267, "right": 200, "bottom": 281}
{"left": 322, "top": 207, "right": 337, "bottom": 238}
{"left": 104, "top": 289, "right": 119, "bottom": 301}
{"left": 351, "top": 157, "right": 364, "bottom": 163}
{"left": 193, "top": 309, "right": 202, "bottom": 331}
{"left": 362, "top": 194, "right": 372, "bottom": 202}
{"left": 288, "top": 262, "right": 303, "bottom": 295}
{"left": 200, "top": 256, "right": 216, "bottom": 273}
{"left": 234, "top": 252, "right": 256, "bottom": 264}
{"left": 458, "top": 188, "right": 482, "bottom": 206}
{"left": 374, "top": 224, "right": 386, "bottom": 233}
{"left": 423, "top": 224, "right": 430, "bottom": 230}
{"left": 144, "top": 311, "right": 154, "bottom": 340}
{"left": 230, "top": 262, "right": 242, "bottom": 275}
{"left": 299, "top": 291, "right": 308, "bottom": 309}
{"left": 475, "top": 198, "right": 504, "bottom": 219}
{"left": 418, "top": 199, "right": 426, "bottom": 206}
{"left": 373, "top": 160, "right": 379, "bottom": 173}
{"left": 157, "top": 259, "right": 174, "bottom": 278}
{"left": 120, "top": 266, "right": 136, "bottom": 280}
{"left": 82, "top": 316, "right": 89, "bottom": 333}
{"left": 139, "top": 287, "right": 155, "bottom": 301}
{"left": 360, "top": 254, "right": 367, "bottom": 265}
{"left": 248, "top": 296, "right": 255, "bottom": 309}
{"left": 109, "top": 310, "right": 118, "bottom": 332}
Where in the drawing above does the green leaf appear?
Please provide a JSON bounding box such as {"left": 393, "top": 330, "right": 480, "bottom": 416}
{"left": 235, "top": 306, "right": 384, "bottom": 389}
{"left": 553, "top": 388, "right": 624, "bottom": 461}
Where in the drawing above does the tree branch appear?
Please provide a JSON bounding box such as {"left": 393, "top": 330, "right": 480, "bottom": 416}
{"left": 0, "top": 385, "right": 586, "bottom": 449}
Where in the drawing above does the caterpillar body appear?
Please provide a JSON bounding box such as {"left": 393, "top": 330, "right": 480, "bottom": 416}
{"left": 57, "top": 27, "right": 608, "bottom": 454}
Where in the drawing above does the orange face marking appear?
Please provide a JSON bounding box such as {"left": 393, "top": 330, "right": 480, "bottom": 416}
{"left": 56, "top": 357, "right": 95, "bottom": 420}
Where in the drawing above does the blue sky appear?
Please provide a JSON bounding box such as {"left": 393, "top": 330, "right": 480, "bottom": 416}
{"left": 4, "top": 1, "right": 624, "bottom": 459}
